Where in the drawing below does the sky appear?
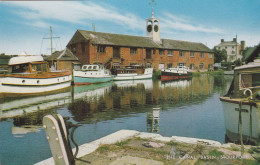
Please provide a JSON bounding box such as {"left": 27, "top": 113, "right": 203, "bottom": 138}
{"left": 0, "top": 0, "right": 259, "bottom": 55}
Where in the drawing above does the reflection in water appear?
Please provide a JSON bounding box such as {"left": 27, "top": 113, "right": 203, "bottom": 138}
{"left": 146, "top": 108, "right": 160, "bottom": 133}
{"left": 223, "top": 102, "right": 260, "bottom": 145}
{"left": 0, "top": 75, "right": 236, "bottom": 165}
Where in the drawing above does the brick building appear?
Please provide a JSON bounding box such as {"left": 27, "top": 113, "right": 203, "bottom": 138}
{"left": 67, "top": 12, "right": 214, "bottom": 71}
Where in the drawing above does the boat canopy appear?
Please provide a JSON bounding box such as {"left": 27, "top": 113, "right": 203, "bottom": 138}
{"left": 9, "top": 56, "right": 44, "bottom": 65}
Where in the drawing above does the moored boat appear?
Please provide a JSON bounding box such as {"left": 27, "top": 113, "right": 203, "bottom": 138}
{"left": 220, "top": 57, "right": 260, "bottom": 144}
{"left": 161, "top": 66, "right": 192, "bottom": 81}
{"left": 0, "top": 55, "right": 72, "bottom": 95}
{"left": 112, "top": 65, "right": 153, "bottom": 81}
{"left": 73, "top": 64, "right": 113, "bottom": 85}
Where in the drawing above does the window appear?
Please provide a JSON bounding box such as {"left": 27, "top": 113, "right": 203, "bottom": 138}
{"left": 167, "top": 63, "right": 173, "bottom": 68}
{"left": 208, "top": 53, "right": 213, "bottom": 58}
{"left": 178, "top": 63, "right": 186, "bottom": 66}
{"left": 97, "top": 45, "right": 106, "bottom": 53}
{"left": 200, "top": 52, "right": 204, "bottom": 58}
{"left": 199, "top": 63, "right": 204, "bottom": 69}
{"left": 159, "top": 49, "right": 164, "bottom": 55}
{"left": 168, "top": 50, "right": 173, "bottom": 56}
{"left": 190, "top": 64, "right": 195, "bottom": 70}
{"left": 179, "top": 51, "right": 184, "bottom": 57}
{"left": 240, "top": 73, "right": 260, "bottom": 89}
{"left": 130, "top": 47, "right": 137, "bottom": 54}
{"left": 232, "top": 51, "right": 235, "bottom": 54}
{"left": 190, "top": 52, "right": 195, "bottom": 57}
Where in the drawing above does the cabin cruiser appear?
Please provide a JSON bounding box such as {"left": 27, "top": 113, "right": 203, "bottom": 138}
{"left": 161, "top": 66, "right": 192, "bottom": 81}
{"left": 0, "top": 55, "right": 72, "bottom": 95}
{"left": 73, "top": 64, "right": 113, "bottom": 85}
{"left": 112, "top": 65, "right": 153, "bottom": 81}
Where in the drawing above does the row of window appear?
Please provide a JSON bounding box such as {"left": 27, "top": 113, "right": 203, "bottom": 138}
{"left": 165, "top": 63, "right": 213, "bottom": 70}
{"left": 96, "top": 45, "right": 213, "bottom": 58}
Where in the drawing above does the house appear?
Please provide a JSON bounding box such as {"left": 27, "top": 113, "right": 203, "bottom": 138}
{"left": 44, "top": 48, "right": 80, "bottom": 71}
{"left": 67, "top": 12, "right": 214, "bottom": 71}
{"left": 215, "top": 38, "right": 245, "bottom": 62}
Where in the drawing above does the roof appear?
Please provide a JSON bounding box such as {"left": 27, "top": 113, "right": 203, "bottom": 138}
{"left": 243, "top": 44, "right": 260, "bottom": 64}
{"left": 9, "top": 56, "right": 43, "bottom": 65}
{"left": 45, "top": 48, "right": 78, "bottom": 61}
{"left": 68, "top": 30, "right": 212, "bottom": 52}
{"left": 216, "top": 41, "right": 238, "bottom": 47}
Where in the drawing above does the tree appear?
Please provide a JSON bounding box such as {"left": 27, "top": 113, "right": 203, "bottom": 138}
{"left": 213, "top": 47, "right": 227, "bottom": 63}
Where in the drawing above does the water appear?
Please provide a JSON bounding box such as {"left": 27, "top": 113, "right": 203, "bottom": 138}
{"left": 0, "top": 75, "right": 233, "bottom": 165}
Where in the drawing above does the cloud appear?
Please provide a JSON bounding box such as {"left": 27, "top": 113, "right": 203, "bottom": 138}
{"left": 160, "top": 12, "right": 224, "bottom": 34}
{"left": 4, "top": 1, "right": 144, "bottom": 30}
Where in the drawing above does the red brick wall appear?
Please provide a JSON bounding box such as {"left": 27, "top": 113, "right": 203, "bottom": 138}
{"left": 68, "top": 40, "right": 214, "bottom": 71}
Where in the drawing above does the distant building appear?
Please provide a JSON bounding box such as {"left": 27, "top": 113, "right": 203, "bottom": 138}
{"left": 67, "top": 12, "right": 214, "bottom": 71}
{"left": 215, "top": 38, "right": 245, "bottom": 62}
{"left": 44, "top": 48, "right": 80, "bottom": 71}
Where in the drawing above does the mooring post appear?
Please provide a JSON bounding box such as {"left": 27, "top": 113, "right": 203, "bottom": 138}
{"left": 43, "top": 114, "right": 74, "bottom": 165}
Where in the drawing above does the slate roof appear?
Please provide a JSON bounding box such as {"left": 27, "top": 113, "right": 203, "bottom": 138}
{"left": 243, "top": 44, "right": 260, "bottom": 63}
{"left": 45, "top": 48, "right": 78, "bottom": 61}
{"left": 69, "top": 30, "right": 212, "bottom": 52}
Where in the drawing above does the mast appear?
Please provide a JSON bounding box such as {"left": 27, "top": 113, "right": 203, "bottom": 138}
{"left": 51, "top": 26, "right": 53, "bottom": 66}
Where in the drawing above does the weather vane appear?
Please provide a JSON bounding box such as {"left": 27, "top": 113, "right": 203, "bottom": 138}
{"left": 148, "top": 0, "right": 157, "bottom": 16}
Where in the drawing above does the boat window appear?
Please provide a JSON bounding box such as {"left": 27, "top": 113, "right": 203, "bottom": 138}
{"left": 87, "top": 66, "right": 92, "bottom": 69}
{"left": 12, "top": 64, "right": 30, "bottom": 73}
{"left": 42, "top": 64, "right": 47, "bottom": 72}
{"left": 82, "top": 66, "right": 88, "bottom": 70}
{"left": 93, "top": 66, "right": 97, "bottom": 70}
{"left": 241, "top": 73, "right": 260, "bottom": 89}
{"left": 32, "top": 64, "right": 42, "bottom": 72}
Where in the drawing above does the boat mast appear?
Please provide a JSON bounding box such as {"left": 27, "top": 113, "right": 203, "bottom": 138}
{"left": 51, "top": 26, "right": 53, "bottom": 67}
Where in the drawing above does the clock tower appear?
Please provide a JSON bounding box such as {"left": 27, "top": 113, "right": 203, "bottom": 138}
{"left": 146, "top": 9, "right": 161, "bottom": 43}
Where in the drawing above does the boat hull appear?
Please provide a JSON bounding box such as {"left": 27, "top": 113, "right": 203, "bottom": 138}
{"left": 0, "top": 73, "right": 72, "bottom": 94}
{"left": 73, "top": 69, "right": 113, "bottom": 85}
{"left": 220, "top": 97, "right": 260, "bottom": 144}
{"left": 161, "top": 71, "right": 192, "bottom": 81}
{"left": 74, "top": 76, "right": 113, "bottom": 85}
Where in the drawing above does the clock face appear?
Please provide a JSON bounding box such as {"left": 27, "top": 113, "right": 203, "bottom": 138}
{"left": 147, "top": 25, "right": 152, "bottom": 32}
{"left": 154, "top": 25, "right": 159, "bottom": 32}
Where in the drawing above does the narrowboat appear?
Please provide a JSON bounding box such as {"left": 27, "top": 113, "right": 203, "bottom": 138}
{"left": 220, "top": 57, "right": 260, "bottom": 144}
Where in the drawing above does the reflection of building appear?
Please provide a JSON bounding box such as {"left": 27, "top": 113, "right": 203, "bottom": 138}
{"left": 67, "top": 12, "right": 213, "bottom": 71}
{"left": 214, "top": 38, "right": 245, "bottom": 62}
{"left": 146, "top": 108, "right": 160, "bottom": 133}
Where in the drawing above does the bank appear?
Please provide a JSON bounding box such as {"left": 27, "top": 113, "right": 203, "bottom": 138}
{"left": 36, "top": 130, "right": 259, "bottom": 165}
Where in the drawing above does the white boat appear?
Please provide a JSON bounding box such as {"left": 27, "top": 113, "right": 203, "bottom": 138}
{"left": 73, "top": 64, "right": 113, "bottom": 85}
{"left": 220, "top": 57, "right": 260, "bottom": 144}
{"left": 112, "top": 65, "right": 153, "bottom": 81}
{"left": 0, "top": 55, "right": 72, "bottom": 95}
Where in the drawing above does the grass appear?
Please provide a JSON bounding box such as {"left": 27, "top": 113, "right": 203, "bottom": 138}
{"left": 115, "top": 139, "right": 131, "bottom": 146}
{"left": 209, "top": 149, "right": 224, "bottom": 157}
{"left": 166, "top": 141, "right": 178, "bottom": 146}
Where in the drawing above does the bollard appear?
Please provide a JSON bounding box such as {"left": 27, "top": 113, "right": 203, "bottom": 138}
{"left": 43, "top": 114, "right": 74, "bottom": 165}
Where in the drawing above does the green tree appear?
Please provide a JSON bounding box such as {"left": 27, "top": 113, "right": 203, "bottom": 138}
{"left": 213, "top": 47, "right": 227, "bottom": 63}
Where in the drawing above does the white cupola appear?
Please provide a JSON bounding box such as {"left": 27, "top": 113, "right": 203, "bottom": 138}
{"left": 146, "top": 9, "right": 161, "bottom": 43}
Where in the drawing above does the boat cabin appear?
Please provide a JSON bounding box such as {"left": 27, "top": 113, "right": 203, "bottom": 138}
{"left": 226, "top": 59, "right": 260, "bottom": 99}
{"left": 81, "top": 65, "right": 104, "bottom": 71}
{"left": 7, "top": 56, "right": 50, "bottom": 74}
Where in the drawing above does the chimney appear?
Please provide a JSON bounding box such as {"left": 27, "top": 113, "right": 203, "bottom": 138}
{"left": 241, "top": 40, "right": 245, "bottom": 50}
{"left": 221, "top": 39, "right": 224, "bottom": 43}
